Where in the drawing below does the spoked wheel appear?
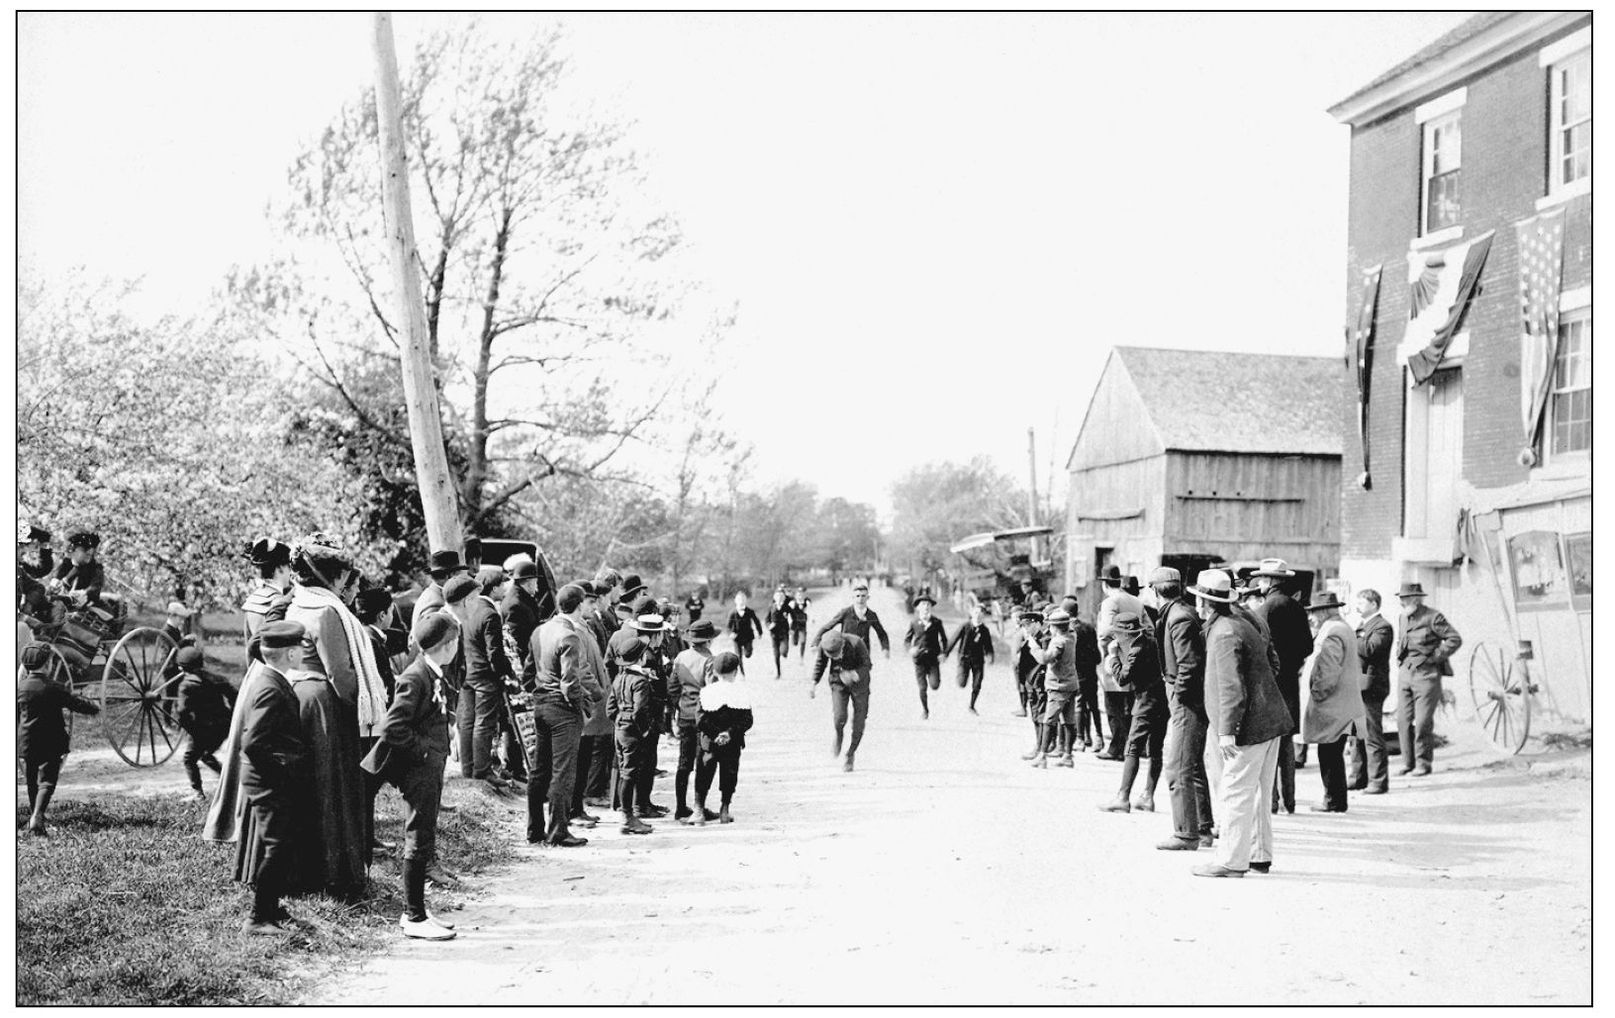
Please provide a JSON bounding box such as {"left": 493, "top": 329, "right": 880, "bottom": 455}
{"left": 101, "top": 627, "right": 182, "bottom": 767}
{"left": 1468, "top": 642, "right": 1533, "bottom": 755}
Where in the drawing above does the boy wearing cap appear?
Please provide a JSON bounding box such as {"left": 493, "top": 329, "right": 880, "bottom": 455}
{"left": 362, "top": 613, "right": 461, "bottom": 940}
{"left": 1027, "top": 609, "right": 1080, "bottom": 767}
{"left": 726, "top": 592, "right": 764, "bottom": 675}
{"left": 790, "top": 587, "right": 811, "bottom": 658}
{"left": 235, "top": 621, "right": 313, "bottom": 933}
{"left": 810, "top": 584, "right": 891, "bottom": 690}
{"left": 945, "top": 601, "right": 996, "bottom": 715}
{"left": 1013, "top": 609, "right": 1048, "bottom": 757}
{"left": 609, "top": 636, "right": 661, "bottom": 834}
{"left": 670, "top": 619, "right": 720, "bottom": 822}
{"left": 903, "top": 595, "right": 948, "bottom": 720}
{"left": 695, "top": 651, "right": 753, "bottom": 824}
{"left": 17, "top": 644, "right": 101, "bottom": 835}
{"left": 810, "top": 631, "right": 873, "bottom": 772}
{"left": 175, "top": 646, "right": 237, "bottom": 799}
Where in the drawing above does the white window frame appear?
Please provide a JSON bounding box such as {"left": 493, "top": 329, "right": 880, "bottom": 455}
{"left": 1548, "top": 48, "right": 1591, "bottom": 198}
{"left": 1420, "top": 110, "right": 1463, "bottom": 237}
{"left": 1546, "top": 303, "right": 1591, "bottom": 465}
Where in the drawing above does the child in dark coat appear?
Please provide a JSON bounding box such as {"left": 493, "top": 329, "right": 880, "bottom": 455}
{"left": 16, "top": 644, "right": 101, "bottom": 835}
{"left": 694, "top": 651, "right": 753, "bottom": 825}
{"left": 175, "top": 646, "right": 237, "bottom": 799}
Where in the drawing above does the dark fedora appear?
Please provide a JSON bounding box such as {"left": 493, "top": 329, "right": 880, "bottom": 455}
{"left": 686, "top": 619, "right": 719, "bottom": 642}
{"left": 249, "top": 537, "right": 292, "bottom": 568}
{"left": 620, "top": 574, "right": 647, "bottom": 599}
{"left": 1306, "top": 591, "right": 1345, "bottom": 612}
{"left": 428, "top": 550, "right": 466, "bottom": 577}
{"left": 1397, "top": 581, "right": 1427, "bottom": 599}
{"left": 510, "top": 560, "right": 539, "bottom": 582}
{"left": 1099, "top": 564, "right": 1123, "bottom": 586}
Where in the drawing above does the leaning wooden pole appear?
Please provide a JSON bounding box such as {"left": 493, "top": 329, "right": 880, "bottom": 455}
{"left": 372, "top": 12, "right": 462, "bottom": 553}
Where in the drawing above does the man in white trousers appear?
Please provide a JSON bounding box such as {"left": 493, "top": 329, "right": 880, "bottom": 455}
{"left": 1189, "top": 570, "right": 1294, "bottom": 878}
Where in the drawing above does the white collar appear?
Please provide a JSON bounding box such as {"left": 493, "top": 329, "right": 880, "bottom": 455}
{"left": 1360, "top": 610, "right": 1382, "bottom": 625}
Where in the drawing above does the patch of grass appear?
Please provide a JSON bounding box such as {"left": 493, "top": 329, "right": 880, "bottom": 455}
{"left": 18, "top": 782, "right": 510, "bottom": 1005}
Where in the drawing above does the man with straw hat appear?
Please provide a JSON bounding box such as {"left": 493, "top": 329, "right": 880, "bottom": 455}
{"left": 1300, "top": 591, "right": 1363, "bottom": 813}
{"left": 1188, "top": 570, "right": 1292, "bottom": 878}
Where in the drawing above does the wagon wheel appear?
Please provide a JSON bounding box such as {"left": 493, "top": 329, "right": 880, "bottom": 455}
{"left": 101, "top": 627, "right": 182, "bottom": 767}
{"left": 1468, "top": 642, "right": 1532, "bottom": 755}
{"left": 17, "top": 642, "right": 81, "bottom": 736}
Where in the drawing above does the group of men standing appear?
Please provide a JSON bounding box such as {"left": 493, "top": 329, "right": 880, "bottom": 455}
{"left": 1004, "top": 558, "right": 1463, "bottom": 877}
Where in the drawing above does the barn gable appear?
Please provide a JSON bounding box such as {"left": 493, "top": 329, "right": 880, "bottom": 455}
{"left": 1066, "top": 349, "right": 1166, "bottom": 471}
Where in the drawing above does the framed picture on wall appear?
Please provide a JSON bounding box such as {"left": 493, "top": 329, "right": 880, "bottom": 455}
{"left": 1508, "top": 530, "right": 1568, "bottom": 613}
{"left": 1563, "top": 532, "right": 1591, "bottom": 613}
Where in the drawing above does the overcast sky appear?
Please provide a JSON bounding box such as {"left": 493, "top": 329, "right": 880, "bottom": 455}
{"left": 18, "top": 11, "right": 1473, "bottom": 521}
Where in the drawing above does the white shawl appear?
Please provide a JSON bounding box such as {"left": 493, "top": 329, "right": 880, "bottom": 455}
{"left": 292, "top": 584, "right": 388, "bottom": 736}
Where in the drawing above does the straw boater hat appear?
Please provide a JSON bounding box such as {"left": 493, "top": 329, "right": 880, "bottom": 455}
{"left": 1189, "top": 569, "right": 1238, "bottom": 604}
{"left": 1252, "top": 558, "right": 1296, "bottom": 579}
{"left": 632, "top": 613, "right": 666, "bottom": 633}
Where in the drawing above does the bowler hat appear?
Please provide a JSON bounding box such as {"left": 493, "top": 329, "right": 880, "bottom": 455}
{"left": 1397, "top": 582, "right": 1427, "bottom": 599}
{"left": 443, "top": 575, "right": 477, "bottom": 605}
{"left": 510, "top": 560, "right": 539, "bottom": 582}
{"left": 1123, "top": 576, "right": 1141, "bottom": 596}
{"left": 686, "top": 620, "right": 718, "bottom": 642}
{"left": 1100, "top": 564, "right": 1123, "bottom": 586}
{"left": 1306, "top": 591, "right": 1345, "bottom": 612}
{"left": 1148, "top": 566, "right": 1181, "bottom": 586}
{"left": 414, "top": 612, "right": 458, "bottom": 652}
{"left": 356, "top": 587, "right": 394, "bottom": 617}
{"left": 176, "top": 646, "right": 204, "bottom": 672}
{"left": 1252, "top": 558, "right": 1297, "bottom": 579}
{"left": 259, "top": 621, "right": 307, "bottom": 649}
{"left": 1189, "top": 569, "right": 1238, "bottom": 604}
{"left": 428, "top": 550, "right": 465, "bottom": 577}
{"left": 620, "top": 574, "right": 646, "bottom": 599}
{"left": 820, "top": 631, "right": 848, "bottom": 658}
{"left": 913, "top": 594, "right": 936, "bottom": 607}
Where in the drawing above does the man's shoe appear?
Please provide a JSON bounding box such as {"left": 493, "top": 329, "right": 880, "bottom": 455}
{"left": 481, "top": 776, "right": 512, "bottom": 793}
{"left": 1248, "top": 861, "right": 1272, "bottom": 874}
{"left": 243, "top": 917, "right": 292, "bottom": 937}
{"left": 968, "top": 707, "right": 978, "bottom": 715}
{"left": 426, "top": 911, "right": 456, "bottom": 930}
{"left": 1198, "top": 834, "right": 1215, "bottom": 848}
{"left": 399, "top": 914, "right": 456, "bottom": 940}
{"left": 640, "top": 803, "right": 670, "bottom": 818}
{"left": 719, "top": 806, "right": 734, "bottom": 824}
{"left": 674, "top": 806, "right": 694, "bottom": 821}
{"left": 1397, "top": 765, "right": 1416, "bottom": 776}
{"left": 1191, "top": 864, "right": 1246, "bottom": 878}
{"left": 1132, "top": 794, "right": 1156, "bottom": 813}
{"left": 1308, "top": 804, "right": 1345, "bottom": 813}
{"left": 1347, "top": 779, "right": 1368, "bottom": 791}
{"left": 622, "top": 817, "right": 654, "bottom": 835}
{"left": 1363, "top": 784, "right": 1388, "bottom": 795}
{"left": 843, "top": 756, "right": 856, "bottom": 773}
{"left": 1412, "top": 766, "right": 1432, "bottom": 777}
{"left": 568, "top": 814, "right": 598, "bottom": 829}
{"left": 655, "top": 768, "right": 669, "bottom": 777}
{"left": 584, "top": 796, "right": 611, "bottom": 809}
{"left": 1098, "top": 796, "right": 1131, "bottom": 814}
{"left": 547, "top": 834, "right": 589, "bottom": 847}
{"left": 1093, "top": 751, "right": 1122, "bottom": 762}
{"left": 1055, "top": 755, "right": 1075, "bottom": 768}
{"left": 1156, "top": 837, "right": 1199, "bottom": 851}
{"left": 700, "top": 807, "right": 720, "bottom": 822}
{"left": 1029, "top": 754, "right": 1048, "bottom": 769}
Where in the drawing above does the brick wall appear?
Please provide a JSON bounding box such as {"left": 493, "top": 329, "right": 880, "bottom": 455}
{"left": 1339, "top": 21, "right": 1593, "bottom": 561}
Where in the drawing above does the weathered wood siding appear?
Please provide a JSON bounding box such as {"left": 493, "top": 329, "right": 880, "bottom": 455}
{"left": 1065, "top": 454, "right": 1167, "bottom": 598}
{"left": 1068, "top": 356, "right": 1163, "bottom": 471}
{"left": 1163, "top": 452, "right": 1342, "bottom": 570}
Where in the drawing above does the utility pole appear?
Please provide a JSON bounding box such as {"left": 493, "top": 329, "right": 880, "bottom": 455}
{"left": 1026, "top": 426, "right": 1041, "bottom": 562}
{"left": 372, "top": 12, "right": 463, "bottom": 554}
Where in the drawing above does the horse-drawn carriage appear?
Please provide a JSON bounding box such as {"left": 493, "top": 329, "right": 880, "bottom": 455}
{"left": 17, "top": 594, "right": 187, "bottom": 767}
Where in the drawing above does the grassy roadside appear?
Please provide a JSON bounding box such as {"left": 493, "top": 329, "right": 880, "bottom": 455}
{"left": 17, "top": 779, "right": 513, "bottom": 1005}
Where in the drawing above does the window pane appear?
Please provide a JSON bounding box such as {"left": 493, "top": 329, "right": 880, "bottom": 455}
{"left": 1427, "top": 169, "right": 1461, "bottom": 230}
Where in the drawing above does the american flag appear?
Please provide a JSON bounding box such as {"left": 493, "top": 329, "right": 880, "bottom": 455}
{"left": 1516, "top": 209, "right": 1567, "bottom": 460}
{"left": 1349, "top": 264, "right": 1382, "bottom": 489}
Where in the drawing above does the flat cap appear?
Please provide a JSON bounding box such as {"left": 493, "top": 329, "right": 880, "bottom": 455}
{"left": 443, "top": 575, "right": 477, "bottom": 605}
{"left": 259, "top": 621, "right": 307, "bottom": 649}
{"left": 414, "top": 612, "right": 459, "bottom": 652}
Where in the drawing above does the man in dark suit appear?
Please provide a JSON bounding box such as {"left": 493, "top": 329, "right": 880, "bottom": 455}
{"left": 362, "top": 612, "right": 458, "bottom": 940}
{"left": 524, "top": 584, "right": 594, "bottom": 847}
{"left": 810, "top": 631, "right": 873, "bottom": 772}
{"left": 1395, "top": 581, "right": 1462, "bottom": 776}
{"left": 235, "top": 622, "right": 312, "bottom": 935}
{"left": 1250, "top": 558, "right": 1311, "bottom": 814}
{"left": 1350, "top": 588, "right": 1394, "bottom": 794}
{"left": 445, "top": 571, "right": 515, "bottom": 790}
{"left": 500, "top": 560, "right": 547, "bottom": 670}
{"left": 1189, "top": 571, "right": 1292, "bottom": 878}
{"left": 1151, "top": 567, "right": 1214, "bottom": 851}
{"left": 810, "top": 583, "right": 890, "bottom": 689}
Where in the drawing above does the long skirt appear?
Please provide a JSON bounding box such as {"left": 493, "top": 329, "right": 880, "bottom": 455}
{"left": 203, "top": 662, "right": 270, "bottom": 844}
{"left": 290, "top": 677, "right": 370, "bottom": 901}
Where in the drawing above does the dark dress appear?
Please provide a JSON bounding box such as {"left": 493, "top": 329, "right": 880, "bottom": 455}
{"left": 288, "top": 672, "right": 370, "bottom": 900}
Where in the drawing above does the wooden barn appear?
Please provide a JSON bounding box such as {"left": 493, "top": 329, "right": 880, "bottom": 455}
{"left": 1064, "top": 346, "right": 1343, "bottom": 617}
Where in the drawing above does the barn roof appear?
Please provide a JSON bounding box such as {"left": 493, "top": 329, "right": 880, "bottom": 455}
{"left": 1111, "top": 346, "right": 1344, "bottom": 457}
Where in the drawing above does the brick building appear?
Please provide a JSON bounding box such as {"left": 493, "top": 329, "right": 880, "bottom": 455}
{"left": 1063, "top": 346, "right": 1342, "bottom": 621}
{"left": 1329, "top": 12, "right": 1591, "bottom": 724}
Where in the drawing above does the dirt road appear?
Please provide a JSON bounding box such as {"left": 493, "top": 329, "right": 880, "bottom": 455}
{"left": 282, "top": 584, "right": 1587, "bottom": 1004}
